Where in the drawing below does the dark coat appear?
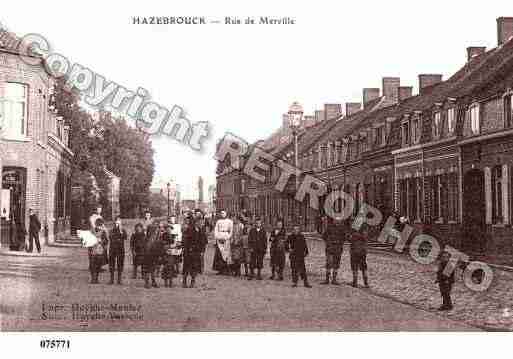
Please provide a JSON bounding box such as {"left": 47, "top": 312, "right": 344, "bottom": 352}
{"left": 130, "top": 232, "right": 147, "bottom": 255}
{"left": 350, "top": 231, "right": 368, "bottom": 256}
{"left": 248, "top": 227, "right": 267, "bottom": 254}
{"left": 29, "top": 214, "right": 41, "bottom": 233}
{"left": 184, "top": 226, "right": 207, "bottom": 255}
{"left": 269, "top": 228, "right": 287, "bottom": 253}
{"left": 109, "top": 226, "right": 127, "bottom": 253}
{"left": 323, "top": 222, "right": 346, "bottom": 255}
{"left": 183, "top": 226, "right": 207, "bottom": 275}
{"left": 437, "top": 260, "right": 455, "bottom": 286}
{"left": 288, "top": 233, "right": 308, "bottom": 258}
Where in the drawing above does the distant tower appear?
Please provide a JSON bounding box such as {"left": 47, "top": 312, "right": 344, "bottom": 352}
{"left": 198, "top": 176, "right": 204, "bottom": 204}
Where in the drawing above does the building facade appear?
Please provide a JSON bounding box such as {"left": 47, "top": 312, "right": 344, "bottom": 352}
{"left": 216, "top": 17, "right": 513, "bottom": 259}
{"left": 0, "top": 34, "right": 73, "bottom": 248}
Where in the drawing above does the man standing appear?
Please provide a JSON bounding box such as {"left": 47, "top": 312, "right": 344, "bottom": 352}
{"left": 108, "top": 217, "right": 127, "bottom": 285}
{"left": 321, "top": 217, "right": 346, "bottom": 285}
{"left": 28, "top": 208, "right": 41, "bottom": 253}
{"left": 247, "top": 217, "right": 267, "bottom": 280}
{"left": 213, "top": 210, "right": 233, "bottom": 275}
{"left": 288, "top": 224, "right": 311, "bottom": 288}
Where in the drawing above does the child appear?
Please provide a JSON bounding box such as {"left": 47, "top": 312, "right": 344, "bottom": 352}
{"left": 436, "top": 251, "right": 455, "bottom": 311}
{"left": 350, "top": 225, "right": 369, "bottom": 288}
{"left": 143, "top": 222, "right": 164, "bottom": 289}
{"left": 241, "top": 221, "right": 252, "bottom": 277}
{"left": 161, "top": 224, "right": 176, "bottom": 288}
{"left": 89, "top": 219, "right": 108, "bottom": 284}
{"left": 230, "top": 216, "right": 244, "bottom": 277}
{"left": 269, "top": 219, "right": 287, "bottom": 280}
{"left": 287, "top": 224, "right": 311, "bottom": 288}
{"left": 182, "top": 219, "right": 208, "bottom": 288}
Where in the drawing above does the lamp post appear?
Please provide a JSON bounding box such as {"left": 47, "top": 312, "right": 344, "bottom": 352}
{"left": 288, "top": 102, "right": 303, "bottom": 225}
{"left": 167, "top": 182, "right": 170, "bottom": 218}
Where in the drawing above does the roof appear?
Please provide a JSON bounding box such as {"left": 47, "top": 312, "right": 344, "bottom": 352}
{"left": 309, "top": 96, "right": 386, "bottom": 148}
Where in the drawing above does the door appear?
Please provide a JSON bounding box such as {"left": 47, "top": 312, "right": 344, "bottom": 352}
{"left": 463, "top": 169, "right": 486, "bottom": 252}
{"left": 1, "top": 167, "right": 27, "bottom": 249}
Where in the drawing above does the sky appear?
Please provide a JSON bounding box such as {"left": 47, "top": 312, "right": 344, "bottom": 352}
{"left": 1, "top": 0, "right": 511, "bottom": 199}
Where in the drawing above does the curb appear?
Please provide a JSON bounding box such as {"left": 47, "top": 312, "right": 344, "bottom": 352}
{"left": 303, "top": 233, "right": 513, "bottom": 273}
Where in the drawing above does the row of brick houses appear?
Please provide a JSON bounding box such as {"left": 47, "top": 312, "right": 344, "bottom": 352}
{"left": 216, "top": 17, "right": 513, "bottom": 258}
{"left": 0, "top": 31, "right": 74, "bottom": 248}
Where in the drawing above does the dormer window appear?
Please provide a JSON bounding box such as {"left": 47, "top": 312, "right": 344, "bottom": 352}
{"left": 412, "top": 117, "right": 422, "bottom": 144}
{"left": 447, "top": 108, "right": 456, "bottom": 134}
{"left": 469, "top": 103, "right": 480, "bottom": 134}
{"left": 402, "top": 120, "right": 410, "bottom": 147}
{"left": 433, "top": 112, "right": 442, "bottom": 139}
{"left": 504, "top": 93, "right": 512, "bottom": 128}
{"left": 375, "top": 126, "right": 384, "bottom": 147}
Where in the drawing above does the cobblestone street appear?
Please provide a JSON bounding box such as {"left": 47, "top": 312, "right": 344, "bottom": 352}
{"left": 4, "top": 228, "right": 507, "bottom": 331}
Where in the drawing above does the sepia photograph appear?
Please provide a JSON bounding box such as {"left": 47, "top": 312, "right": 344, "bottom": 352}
{"left": 0, "top": 1, "right": 513, "bottom": 356}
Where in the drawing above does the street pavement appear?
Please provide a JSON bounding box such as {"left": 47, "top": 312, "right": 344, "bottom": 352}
{"left": 0, "top": 230, "right": 483, "bottom": 331}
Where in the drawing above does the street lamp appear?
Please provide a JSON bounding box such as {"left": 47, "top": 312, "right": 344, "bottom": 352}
{"left": 167, "top": 182, "right": 171, "bottom": 218}
{"left": 288, "top": 102, "right": 303, "bottom": 225}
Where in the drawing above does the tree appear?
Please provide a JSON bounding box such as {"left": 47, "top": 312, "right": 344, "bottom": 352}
{"left": 53, "top": 79, "right": 155, "bottom": 219}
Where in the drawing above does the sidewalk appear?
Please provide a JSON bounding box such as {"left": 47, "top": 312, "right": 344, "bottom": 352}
{"left": 304, "top": 233, "right": 513, "bottom": 331}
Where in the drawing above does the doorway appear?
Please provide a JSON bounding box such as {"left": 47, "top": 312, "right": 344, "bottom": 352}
{"left": 1, "top": 167, "right": 27, "bottom": 249}
{"left": 462, "top": 169, "right": 486, "bottom": 253}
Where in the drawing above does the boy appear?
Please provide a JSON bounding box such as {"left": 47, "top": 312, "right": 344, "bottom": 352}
{"left": 436, "top": 251, "right": 455, "bottom": 311}
{"left": 350, "top": 225, "right": 369, "bottom": 288}
{"left": 269, "top": 219, "right": 287, "bottom": 280}
{"left": 287, "top": 224, "right": 311, "bottom": 288}
{"left": 322, "top": 217, "right": 346, "bottom": 285}
{"left": 247, "top": 217, "right": 267, "bottom": 280}
{"left": 89, "top": 219, "right": 108, "bottom": 284}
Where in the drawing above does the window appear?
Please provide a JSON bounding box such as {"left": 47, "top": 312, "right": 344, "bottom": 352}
{"left": 447, "top": 108, "right": 456, "bottom": 134}
{"left": 412, "top": 117, "right": 422, "bottom": 144}
{"left": 505, "top": 94, "right": 513, "bottom": 128}
{"left": 470, "top": 104, "right": 480, "bottom": 134}
{"left": 433, "top": 112, "right": 441, "bottom": 139}
{"left": 1, "top": 82, "right": 28, "bottom": 139}
{"left": 402, "top": 121, "right": 410, "bottom": 146}
{"left": 375, "top": 126, "right": 384, "bottom": 147}
{"left": 492, "top": 166, "right": 503, "bottom": 224}
{"left": 399, "top": 179, "right": 408, "bottom": 217}
{"left": 321, "top": 145, "right": 327, "bottom": 168}
{"left": 447, "top": 172, "right": 459, "bottom": 222}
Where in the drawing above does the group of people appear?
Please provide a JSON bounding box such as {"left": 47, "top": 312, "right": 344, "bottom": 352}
{"left": 86, "top": 210, "right": 208, "bottom": 289}
{"left": 211, "top": 210, "right": 372, "bottom": 289}
{"left": 212, "top": 210, "right": 312, "bottom": 287}
{"left": 84, "top": 206, "right": 454, "bottom": 311}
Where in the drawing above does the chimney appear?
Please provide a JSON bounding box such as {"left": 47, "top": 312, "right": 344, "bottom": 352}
{"left": 398, "top": 86, "right": 413, "bottom": 101}
{"left": 418, "top": 74, "right": 443, "bottom": 94}
{"left": 497, "top": 17, "right": 513, "bottom": 46}
{"left": 324, "top": 103, "right": 342, "bottom": 121}
{"left": 467, "top": 46, "right": 486, "bottom": 61}
{"left": 345, "top": 102, "right": 362, "bottom": 117}
{"left": 363, "top": 88, "right": 380, "bottom": 107}
{"left": 315, "top": 109, "right": 325, "bottom": 122}
{"left": 382, "top": 77, "right": 400, "bottom": 103}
